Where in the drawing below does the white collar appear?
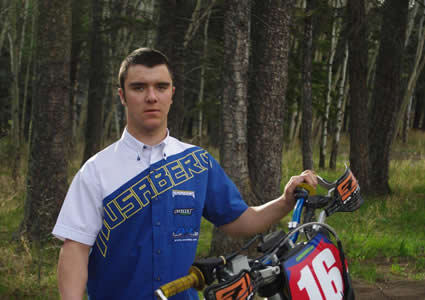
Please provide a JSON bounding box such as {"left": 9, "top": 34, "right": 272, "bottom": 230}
{"left": 121, "top": 128, "right": 170, "bottom": 161}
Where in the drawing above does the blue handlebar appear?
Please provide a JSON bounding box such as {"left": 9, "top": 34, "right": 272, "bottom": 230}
{"left": 290, "top": 197, "right": 305, "bottom": 243}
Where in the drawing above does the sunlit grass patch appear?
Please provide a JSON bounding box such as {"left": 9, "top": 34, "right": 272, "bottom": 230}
{"left": 280, "top": 133, "right": 425, "bottom": 282}
{"left": 0, "top": 237, "right": 61, "bottom": 299}
{"left": 349, "top": 262, "right": 382, "bottom": 283}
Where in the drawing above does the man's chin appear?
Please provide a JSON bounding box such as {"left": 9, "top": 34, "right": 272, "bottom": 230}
{"left": 141, "top": 122, "right": 165, "bottom": 133}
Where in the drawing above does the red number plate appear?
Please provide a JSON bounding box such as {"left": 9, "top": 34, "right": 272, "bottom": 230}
{"left": 283, "top": 233, "right": 346, "bottom": 300}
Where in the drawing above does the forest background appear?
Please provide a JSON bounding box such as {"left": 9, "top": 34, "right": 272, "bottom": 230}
{"left": 0, "top": 0, "right": 425, "bottom": 298}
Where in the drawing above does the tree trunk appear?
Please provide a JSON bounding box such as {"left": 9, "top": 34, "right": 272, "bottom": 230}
{"left": 301, "top": 0, "right": 314, "bottom": 171}
{"left": 0, "top": 16, "right": 8, "bottom": 53}
{"left": 70, "top": 0, "right": 90, "bottom": 140}
{"left": 21, "top": 1, "right": 36, "bottom": 143}
{"left": 248, "top": 0, "right": 293, "bottom": 203}
{"left": 196, "top": 5, "right": 212, "bottom": 145}
{"left": 18, "top": 0, "right": 32, "bottom": 143}
{"left": 369, "top": 0, "right": 409, "bottom": 195}
{"left": 293, "top": 101, "right": 303, "bottom": 145}
{"left": 22, "top": 0, "right": 72, "bottom": 240}
{"left": 319, "top": 0, "right": 338, "bottom": 169}
{"left": 7, "top": 0, "right": 21, "bottom": 147}
{"left": 82, "top": 0, "right": 106, "bottom": 165}
{"left": 330, "top": 42, "right": 349, "bottom": 170}
{"left": 288, "top": 102, "right": 299, "bottom": 146}
{"left": 402, "top": 96, "right": 413, "bottom": 143}
{"left": 210, "top": 0, "right": 252, "bottom": 256}
{"left": 396, "top": 0, "right": 425, "bottom": 142}
{"left": 405, "top": 0, "right": 419, "bottom": 49}
{"left": 146, "top": 0, "right": 157, "bottom": 47}
{"left": 347, "top": 0, "right": 371, "bottom": 194}
{"left": 413, "top": 84, "right": 424, "bottom": 129}
{"left": 156, "top": 0, "right": 191, "bottom": 139}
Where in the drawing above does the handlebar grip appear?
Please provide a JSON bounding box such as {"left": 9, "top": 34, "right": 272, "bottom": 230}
{"left": 155, "top": 266, "right": 205, "bottom": 300}
{"left": 296, "top": 183, "right": 316, "bottom": 196}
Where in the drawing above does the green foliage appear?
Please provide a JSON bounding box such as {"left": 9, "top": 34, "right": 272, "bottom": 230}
{"left": 281, "top": 131, "right": 425, "bottom": 282}
{"left": 0, "top": 131, "right": 424, "bottom": 298}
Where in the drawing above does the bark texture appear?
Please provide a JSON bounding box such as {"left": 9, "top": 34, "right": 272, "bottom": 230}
{"left": 301, "top": 0, "right": 314, "bottom": 171}
{"left": 156, "top": 0, "right": 191, "bottom": 139}
{"left": 82, "top": 0, "right": 106, "bottom": 165}
{"left": 22, "top": 0, "right": 72, "bottom": 240}
{"left": 347, "top": 0, "right": 372, "bottom": 193}
{"left": 210, "top": 0, "right": 252, "bottom": 256}
{"left": 249, "top": 0, "right": 294, "bottom": 202}
{"left": 368, "top": 0, "right": 409, "bottom": 195}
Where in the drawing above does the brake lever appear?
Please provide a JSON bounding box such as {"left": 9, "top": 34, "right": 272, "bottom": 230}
{"left": 317, "top": 175, "right": 336, "bottom": 190}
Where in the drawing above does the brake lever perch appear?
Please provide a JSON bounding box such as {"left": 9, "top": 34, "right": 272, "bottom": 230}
{"left": 317, "top": 175, "right": 336, "bottom": 190}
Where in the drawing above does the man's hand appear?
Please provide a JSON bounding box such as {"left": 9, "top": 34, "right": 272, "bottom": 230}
{"left": 281, "top": 169, "right": 317, "bottom": 211}
{"left": 220, "top": 170, "right": 317, "bottom": 237}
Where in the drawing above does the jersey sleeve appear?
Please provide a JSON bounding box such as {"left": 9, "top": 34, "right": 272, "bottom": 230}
{"left": 202, "top": 154, "right": 248, "bottom": 227}
{"left": 52, "top": 161, "right": 103, "bottom": 246}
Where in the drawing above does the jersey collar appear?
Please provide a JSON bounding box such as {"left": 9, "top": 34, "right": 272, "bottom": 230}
{"left": 121, "top": 128, "right": 170, "bottom": 161}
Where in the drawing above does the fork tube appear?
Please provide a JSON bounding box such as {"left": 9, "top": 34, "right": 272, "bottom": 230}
{"left": 318, "top": 210, "right": 326, "bottom": 223}
{"left": 312, "top": 210, "right": 327, "bottom": 232}
{"left": 290, "top": 198, "right": 305, "bottom": 243}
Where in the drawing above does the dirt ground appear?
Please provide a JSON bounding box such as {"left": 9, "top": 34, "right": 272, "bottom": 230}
{"left": 353, "top": 279, "right": 425, "bottom": 300}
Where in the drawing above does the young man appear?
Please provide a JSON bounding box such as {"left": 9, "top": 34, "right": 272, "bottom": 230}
{"left": 53, "top": 48, "right": 316, "bottom": 300}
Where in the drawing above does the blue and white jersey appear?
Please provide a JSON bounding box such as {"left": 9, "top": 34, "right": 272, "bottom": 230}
{"left": 53, "top": 129, "right": 248, "bottom": 300}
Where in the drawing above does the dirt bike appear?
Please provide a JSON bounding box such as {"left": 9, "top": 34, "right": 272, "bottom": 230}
{"left": 155, "top": 167, "right": 364, "bottom": 300}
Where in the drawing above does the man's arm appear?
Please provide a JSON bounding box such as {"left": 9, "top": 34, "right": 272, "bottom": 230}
{"left": 57, "top": 239, "right": 91, "bottom": 300}
{"left": 220, "top": 170, "right": 317, "bottom": 236}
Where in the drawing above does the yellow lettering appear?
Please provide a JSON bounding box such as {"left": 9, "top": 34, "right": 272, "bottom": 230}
{"left": 166, "top": 160, "right": 189, "bottom": 185}
{"left": 96, "top": 223, "right": 110, "bottom": 257}
{"left": 104, "top": 201, "right": 125, "bottom": 230}
{"left": 181, "top": 152, "right": 206, "bottom": 177}
{"left": 114, "top": 189, "right": 143, "bottom": 219}
{"left": 132, "top": 175, "right": 155, "bottom": 205}
{"left": 151, "top": 166, "right": 173, "bottom": 195}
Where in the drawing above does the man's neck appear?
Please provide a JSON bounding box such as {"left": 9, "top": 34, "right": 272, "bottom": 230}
{"left": 127, "top": 127, "right": 167, "bottom": 146}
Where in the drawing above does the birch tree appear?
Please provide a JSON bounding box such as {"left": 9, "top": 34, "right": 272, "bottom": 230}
{"left": 319, "top": 0, "right": 339, "bottom": 168}
{"left": 330, "top": 42, "right": 348, "bottom": 169}
{"left": 195, "top": 3, "right": 213, "bottom": 143}
{"left": 399, "top": 0, "right": 425, "bottom": 143}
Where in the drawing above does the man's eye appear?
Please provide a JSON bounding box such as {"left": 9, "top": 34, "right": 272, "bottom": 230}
{"left": 135, "top": 87, "right": 145, "bottom": 91}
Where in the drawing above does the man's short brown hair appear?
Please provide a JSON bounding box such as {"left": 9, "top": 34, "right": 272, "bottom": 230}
{"left": 118, "top": 48, "right": 173, "bottom": 91}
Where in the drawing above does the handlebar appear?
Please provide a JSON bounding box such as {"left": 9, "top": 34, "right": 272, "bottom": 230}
{"left": 155, "top": 167, "right": 363, "bottom": 300}
{"left": 154, "top": 266, "right": 205, "bottom": 300}
{"left": 290, "top": 183, "right": 316, "bottom": 242}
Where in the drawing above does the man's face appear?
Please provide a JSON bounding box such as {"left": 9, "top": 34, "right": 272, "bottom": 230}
{"left": 119, "top": 64, "right": 175, "bottom": 139}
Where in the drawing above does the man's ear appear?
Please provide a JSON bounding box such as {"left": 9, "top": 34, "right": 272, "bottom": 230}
{"left": 118, "top": 88, "right": 126, "bottom": 106}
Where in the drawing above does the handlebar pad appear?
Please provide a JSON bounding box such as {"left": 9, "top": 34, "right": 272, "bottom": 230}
{"left": 155, "top": 266, "right": 205, "bottom": 299}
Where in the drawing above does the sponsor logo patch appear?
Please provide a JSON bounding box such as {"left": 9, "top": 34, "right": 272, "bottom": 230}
{"left": 172, "top": 227, "right": 199, "bottom": 242}
{"left": 172, "top": 190, "right": 195, "bottom": 198}
{"left": 174, "top": 208, "right": 194, "bottom": 216}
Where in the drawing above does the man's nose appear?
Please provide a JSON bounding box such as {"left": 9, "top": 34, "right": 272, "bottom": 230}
{"left": 146, "top": 86, "right": 158, "bottom": 102}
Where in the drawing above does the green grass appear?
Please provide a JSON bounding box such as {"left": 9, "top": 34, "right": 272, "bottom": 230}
{"left": 0, "top": 130, "right": 424, "bottom": 298}
{"left": 275, "top": 130, "right": 425, "bottom": 282}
